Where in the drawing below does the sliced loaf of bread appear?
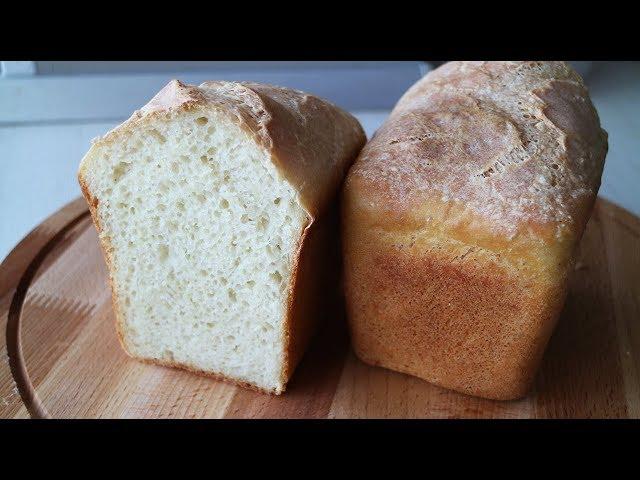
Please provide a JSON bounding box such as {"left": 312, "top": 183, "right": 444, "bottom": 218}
{"left": 78, "top": 80, "right": 365, "bottom": 393}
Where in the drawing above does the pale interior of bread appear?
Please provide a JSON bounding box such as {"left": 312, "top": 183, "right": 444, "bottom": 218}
{"left": 80, "top": 109, "right": 308, "bottom": 393}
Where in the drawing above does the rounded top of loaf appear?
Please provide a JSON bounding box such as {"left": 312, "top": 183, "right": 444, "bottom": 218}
{"left": 89, "top": 79, "right": 366, "bottom": 219}
{"left": 345, "top": 61, "right": 608, "bottom": 242}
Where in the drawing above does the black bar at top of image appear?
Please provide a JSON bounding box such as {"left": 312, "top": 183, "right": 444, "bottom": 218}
{"left": 1, "top": 10, "right": 637, "bottom": 61}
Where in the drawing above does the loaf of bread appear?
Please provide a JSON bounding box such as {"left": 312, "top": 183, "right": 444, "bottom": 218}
{"left": 342, "top": 61, "right": 607, "bottom": 400}
{"left": 78, "top": 80, "right": 365, "bottom": 394}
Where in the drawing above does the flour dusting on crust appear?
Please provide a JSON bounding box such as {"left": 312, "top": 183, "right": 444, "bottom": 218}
{"left": 349, "top": 61, "right": 608, "bottom": 237}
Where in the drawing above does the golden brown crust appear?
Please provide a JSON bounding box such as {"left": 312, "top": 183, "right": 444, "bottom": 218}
{"left": 343, "top": 61, "right": 607, "bottom": 400}
{"left": 343, "top": 221, "right": 569, "bottom": 400}
{"left": 78, "top": 79, "right": 365, "bottom": 394}
{"left": 127, "top": 350, "right": 282, "bottom": 395}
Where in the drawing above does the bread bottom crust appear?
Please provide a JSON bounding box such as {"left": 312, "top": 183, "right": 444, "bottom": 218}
{"left": 116, "top": 321, "right": 283, "bottom": 394}
{"left": 133, "top": 353, "right": 282, "bottom": 395}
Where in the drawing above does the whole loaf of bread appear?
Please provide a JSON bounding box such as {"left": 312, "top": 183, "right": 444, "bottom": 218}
{"left": 342, "top": 61, "right": 608, "bottom": 400}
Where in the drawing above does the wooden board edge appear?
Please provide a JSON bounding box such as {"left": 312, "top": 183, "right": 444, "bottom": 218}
{"left": 1, "top": 197, "right": 90, "bottom": 418}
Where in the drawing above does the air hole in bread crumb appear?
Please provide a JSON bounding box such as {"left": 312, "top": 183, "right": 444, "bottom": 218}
{"left": 163, "top": 349, "right": 174, "bottom": 361}
{"left": 158, "top": 244, "right": 169, "bottom": 262}
{"left": 149, "top": 129, "right": 166, "bottom": 144}
{"left": 551, "top": 163, "right": 559, "bottom": 170}
{"left": 112, "top": 162, "right": 131, "bottom": 183}
{"left": 273, "top": 197, "right": 281, "bottom": 205}
{"left": 270, "top": 271, "right": 283, "bottom": 284}
{"left": 227, "top": 289, "right": 237, "bottom": 302}
{"left": 195, "top": 116, "right": 208, "bottom": 125}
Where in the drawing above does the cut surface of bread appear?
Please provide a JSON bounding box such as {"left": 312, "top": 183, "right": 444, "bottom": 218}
{"left": 343, "top": 61, "right": 607, "bottom": 400}
{"left": 79, "top": 80, "right": 365, "bottom": 393}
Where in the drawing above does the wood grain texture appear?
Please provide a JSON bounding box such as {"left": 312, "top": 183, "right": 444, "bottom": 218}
{"left": 1, "top": 197, "right": 638, "bottom": 418}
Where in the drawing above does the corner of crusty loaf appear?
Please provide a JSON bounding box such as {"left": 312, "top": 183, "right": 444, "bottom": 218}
{"left": 79, "top": 101, "right": 309, "bottom": 394}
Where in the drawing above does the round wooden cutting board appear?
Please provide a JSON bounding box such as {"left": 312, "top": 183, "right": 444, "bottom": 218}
{"left": 1, "top": 197, "right": 639, "bottom": 418}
